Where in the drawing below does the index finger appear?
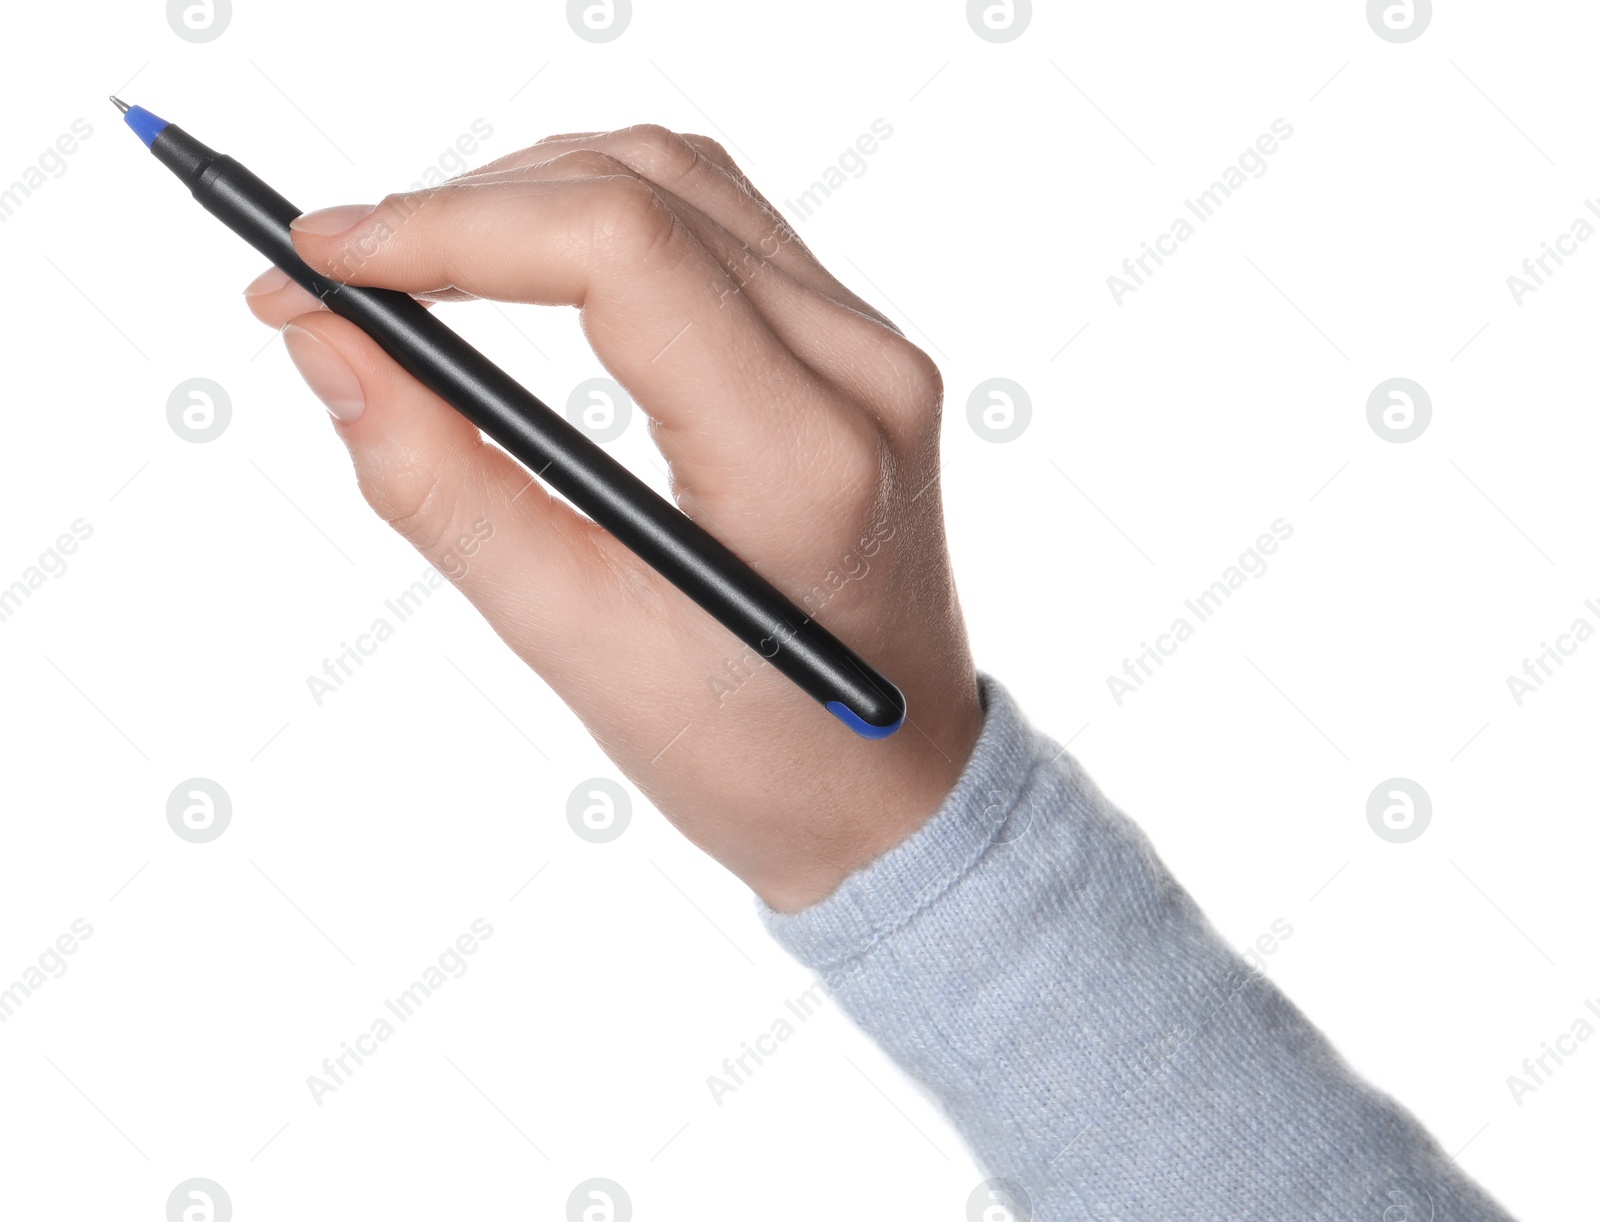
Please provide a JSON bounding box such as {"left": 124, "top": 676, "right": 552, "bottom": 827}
{"left": 285, "top": 174, "right": 870, "bottom": 513}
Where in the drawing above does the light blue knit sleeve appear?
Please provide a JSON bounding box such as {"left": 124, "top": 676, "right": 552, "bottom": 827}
{"left": 757, "top": 674, "right": 1516, "bottom": 1221}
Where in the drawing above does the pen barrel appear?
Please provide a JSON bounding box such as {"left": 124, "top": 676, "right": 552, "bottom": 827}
{"left": 178, "top": 140, "right": 905, "bottom": 734}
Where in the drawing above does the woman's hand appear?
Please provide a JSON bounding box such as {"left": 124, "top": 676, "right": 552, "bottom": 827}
{"left": 242, "top": 124, "right": 982, "bottom": 912}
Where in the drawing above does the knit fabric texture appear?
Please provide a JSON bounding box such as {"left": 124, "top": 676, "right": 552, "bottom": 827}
{"left": 758, "top": 674, "right": 1516, "bottom": 1220}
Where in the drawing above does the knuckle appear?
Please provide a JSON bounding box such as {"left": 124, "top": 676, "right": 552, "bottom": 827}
{"left": 612, "top": 123, "right": 699, "bottom": 182}
{"left": 372, "top": 189, "right": 429, "bottom": 233}
{"left": 590, "top": 175, "right": 683, "bottom": 268}
{"left": 683, "top": 133, "right": 733, "bottom": 167}
{"left": 545, "top": 148, "right": 635, "bottom": 180}
{"left": 875, "top": 334, "right": 945, "bottom": 427}
{"left": 358, "top": 445, "right": 466, "bottom": 555}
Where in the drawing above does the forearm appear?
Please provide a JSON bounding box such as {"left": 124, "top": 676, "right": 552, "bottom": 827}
{"left": 758, "top": 675, "right": 1515, "bottom": 1220}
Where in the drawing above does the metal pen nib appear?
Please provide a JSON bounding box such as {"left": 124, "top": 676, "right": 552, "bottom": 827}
{"left": 110, "top": 96, "right": 131, "bottom": 114}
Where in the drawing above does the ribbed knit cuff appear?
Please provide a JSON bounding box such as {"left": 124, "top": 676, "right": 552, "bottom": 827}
{"left": 756, "top": 672, "right": 1035, "bottom": 969}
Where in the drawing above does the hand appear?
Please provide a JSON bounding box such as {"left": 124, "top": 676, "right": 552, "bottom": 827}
{"left": 243, "top": 124, "right": 982, "bottom": 912}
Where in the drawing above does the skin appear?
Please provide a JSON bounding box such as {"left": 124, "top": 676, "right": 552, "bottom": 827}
{"left": 243, "top": 123, "right": 982, "bottom": 913}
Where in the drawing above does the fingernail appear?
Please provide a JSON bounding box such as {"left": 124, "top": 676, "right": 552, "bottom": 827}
{"left": 283, "top": 325, "right": 365, "bottom": 423}
{"left": 243, "top": 266, "right": 290, "bottom": 297}
{"left": 290, "top": 203, "right": 379, "bottom": 236}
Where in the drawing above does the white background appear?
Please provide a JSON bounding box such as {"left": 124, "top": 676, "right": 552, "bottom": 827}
{"left": 0, "top": 1, "right": 1592, "bottom": 1217}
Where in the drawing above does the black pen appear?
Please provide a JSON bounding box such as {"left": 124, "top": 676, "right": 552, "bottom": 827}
{"left": 112, "top": 98, "right": 906, "bottom": 739}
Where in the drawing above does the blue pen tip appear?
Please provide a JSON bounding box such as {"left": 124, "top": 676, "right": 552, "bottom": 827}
{"left": 826, "top": 700, "right": 905, "bottom": 740}
{"left": 119, "top": 102, "right": 171, "bottom": 148}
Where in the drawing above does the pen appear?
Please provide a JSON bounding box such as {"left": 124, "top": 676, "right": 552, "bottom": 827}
{"left": 112, "top": 97, "right": 906, "bottom": 739}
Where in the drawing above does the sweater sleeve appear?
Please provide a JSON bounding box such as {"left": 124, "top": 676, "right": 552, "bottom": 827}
{"left": 756, "top": 674, "right": 1517, "bottom": 1221}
